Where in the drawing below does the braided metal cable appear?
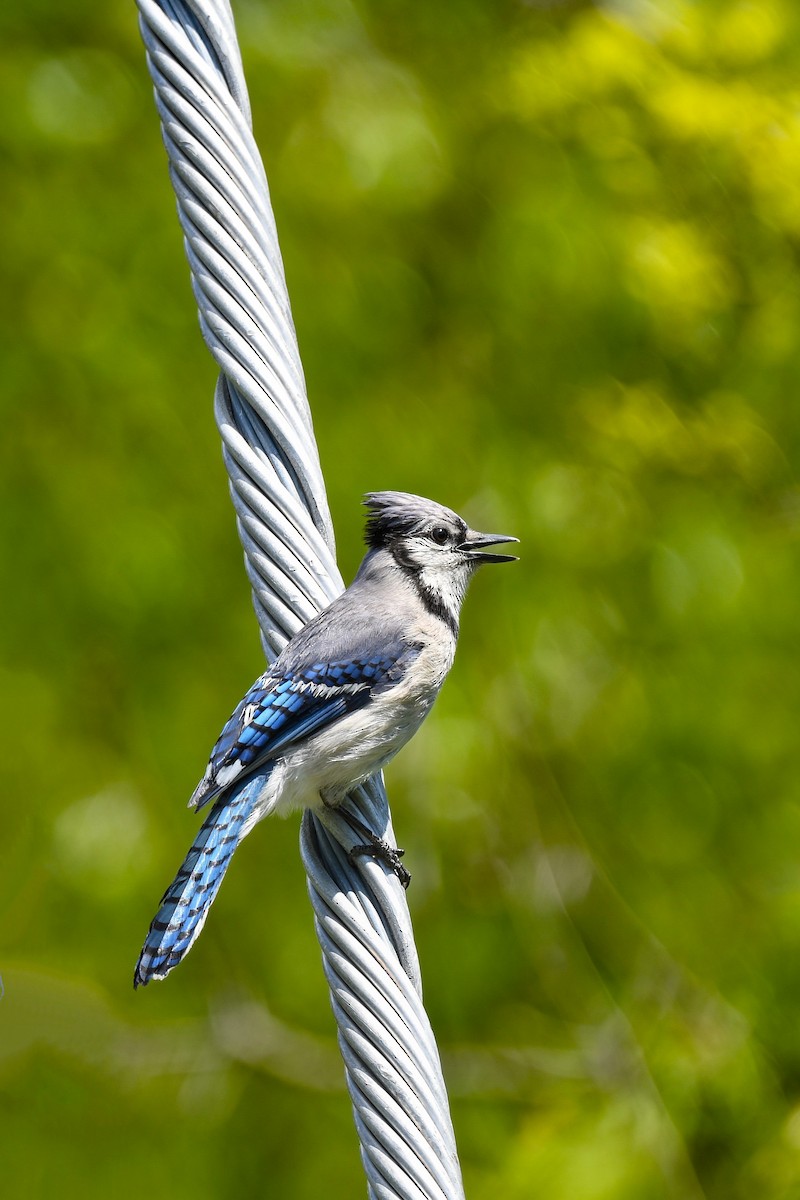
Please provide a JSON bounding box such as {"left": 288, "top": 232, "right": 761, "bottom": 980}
{"left": 135, "top": 2, "right": 465, "bottom": 1196}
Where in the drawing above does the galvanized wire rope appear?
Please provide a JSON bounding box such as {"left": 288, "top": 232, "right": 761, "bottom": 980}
{"left": 135, "top": 2, "right": 465, "bottom": 1196}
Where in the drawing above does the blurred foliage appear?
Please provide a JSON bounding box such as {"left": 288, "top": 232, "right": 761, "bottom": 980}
{"left": 3, "top": 0, "right": 800, "bottom": 1196}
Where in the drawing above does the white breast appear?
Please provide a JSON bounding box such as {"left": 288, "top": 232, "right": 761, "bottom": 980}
{"left": 248, "top": 629, "right": 457, "bottom": 821}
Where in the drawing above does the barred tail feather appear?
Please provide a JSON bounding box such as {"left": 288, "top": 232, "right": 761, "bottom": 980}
{"left": 134, "top": 778, "right": 263, "bottom": 988}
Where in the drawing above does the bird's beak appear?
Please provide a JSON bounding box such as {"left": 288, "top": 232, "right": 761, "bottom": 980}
{"left": 458, "top": 529, "right": 519, "bottom": 564}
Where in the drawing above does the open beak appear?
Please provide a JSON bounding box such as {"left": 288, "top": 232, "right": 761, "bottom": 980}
{"left": 458, "top": 529, "right": 519, "bottom": 564}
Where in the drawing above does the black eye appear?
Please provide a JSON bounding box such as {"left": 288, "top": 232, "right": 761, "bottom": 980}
{"left": 429, "top": 525, "right": 450, "bottom": 545}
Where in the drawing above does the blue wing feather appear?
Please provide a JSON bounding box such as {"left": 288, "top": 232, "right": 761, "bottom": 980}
{"left": 189, "top": 645, "right": 416, "bottom": 811}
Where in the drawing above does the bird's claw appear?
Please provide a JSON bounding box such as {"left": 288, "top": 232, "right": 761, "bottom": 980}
{"left": 348, "top": 837, "right": 411, "bottom": 888}
{"left": 327, "top": 800, "right": 412, "bottom": 888}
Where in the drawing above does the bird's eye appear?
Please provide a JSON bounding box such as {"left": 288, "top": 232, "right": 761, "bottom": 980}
{"left": 429, "top": 525, "right": 450, "bottom": 546}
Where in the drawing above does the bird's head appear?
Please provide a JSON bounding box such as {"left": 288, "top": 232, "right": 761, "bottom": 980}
{"left": 363, "top": 491, "right": 517, "bottom": 625}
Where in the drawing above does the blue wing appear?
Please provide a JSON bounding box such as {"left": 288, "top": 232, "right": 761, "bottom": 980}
{"left": 189, "top": 648, "right": 416, "bottom": 811}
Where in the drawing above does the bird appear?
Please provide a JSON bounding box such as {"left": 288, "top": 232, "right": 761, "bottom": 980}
{"left": 134, "top": 491, "right": 517, "bottom": 987}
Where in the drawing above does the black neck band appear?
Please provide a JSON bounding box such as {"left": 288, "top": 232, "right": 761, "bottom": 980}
{"left": 391, "top": 544, "right": 460, "bottom": 638}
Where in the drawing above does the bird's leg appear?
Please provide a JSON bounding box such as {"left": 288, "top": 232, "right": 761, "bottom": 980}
{"left": 348, "top": 819, "right": 412, "bottom": 890}
{"left": 322, "top": 798, "right": 411, "bottom": 889}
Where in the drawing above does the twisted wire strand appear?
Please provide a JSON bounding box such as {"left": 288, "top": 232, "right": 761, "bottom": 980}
{"left": 135, "top": 2, "right": 465, "bottom": 1195}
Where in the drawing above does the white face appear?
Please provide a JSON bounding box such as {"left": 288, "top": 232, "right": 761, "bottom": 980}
{"left": 395, "top": 521, "right": 475, "bottom": 619}
{"left": 366, "top": 494, "right": 517, "bottom": 624}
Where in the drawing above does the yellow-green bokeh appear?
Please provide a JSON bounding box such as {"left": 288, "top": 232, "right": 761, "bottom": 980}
{"left": 4, "top": 2, "right": 800, "bottom": 1197}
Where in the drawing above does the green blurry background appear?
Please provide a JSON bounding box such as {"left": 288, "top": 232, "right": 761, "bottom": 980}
{"left": 3, "top": 0, "right": 800, "bottom": 1195}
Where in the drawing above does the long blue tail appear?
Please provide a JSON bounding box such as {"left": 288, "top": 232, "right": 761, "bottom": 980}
{"left": 134, "top": 779, "right": 261, "bottom": 988}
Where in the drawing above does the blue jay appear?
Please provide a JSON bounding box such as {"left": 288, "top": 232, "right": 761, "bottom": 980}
{"left": 134, "top": 491, "right": 517, "bottom": 987}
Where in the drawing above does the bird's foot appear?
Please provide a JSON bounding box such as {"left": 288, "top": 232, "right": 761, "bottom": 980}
{"left": 349, "top": 835, "right": 411, "bottom": 890}
{"left": 332, "top": 806, "right": 411, "bottom": 889}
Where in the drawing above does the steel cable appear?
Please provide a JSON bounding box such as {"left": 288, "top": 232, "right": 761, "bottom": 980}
{"left": 135, "top": 2, "right": 465, "bottom": 1196}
